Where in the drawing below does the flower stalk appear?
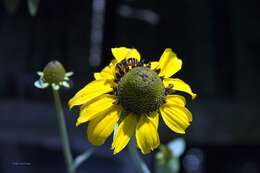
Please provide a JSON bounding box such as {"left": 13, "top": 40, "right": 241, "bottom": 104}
{"left": 52, "top": 89, "right": 75, "bottom": 173}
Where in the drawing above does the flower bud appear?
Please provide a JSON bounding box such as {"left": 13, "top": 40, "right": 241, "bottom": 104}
{"left": 43, "top": 60, "right": 66, "bottom": 84}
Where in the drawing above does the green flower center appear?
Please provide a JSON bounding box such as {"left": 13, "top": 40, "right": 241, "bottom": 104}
{"left": 117, "top": 66, "right": 164, "bottom": 114}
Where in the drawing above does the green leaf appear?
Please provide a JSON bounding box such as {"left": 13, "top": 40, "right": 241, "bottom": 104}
{"left": 3, "top": 0, "right": 20, "bottom": 14}
{"left": 27, "top": 0, "right": 40, "bottom": 16}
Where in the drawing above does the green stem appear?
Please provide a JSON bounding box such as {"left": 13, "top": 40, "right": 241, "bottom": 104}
{"left": 52, "top": 89, "right": 75, "bottom": 173}
{"left": 128, "top": 139, "right": 151, "bottom": 173}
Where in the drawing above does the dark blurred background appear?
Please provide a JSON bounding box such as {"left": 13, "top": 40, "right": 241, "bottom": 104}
{"left": 0, "top": 0, "right": 260, "bottom": 172}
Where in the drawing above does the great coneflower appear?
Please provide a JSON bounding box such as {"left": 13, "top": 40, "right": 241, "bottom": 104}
{"left": 69, "top": 47, "right": 196, "bottom": 154}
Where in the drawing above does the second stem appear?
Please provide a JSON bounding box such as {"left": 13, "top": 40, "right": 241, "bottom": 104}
{"left": 53, "top": 89, "right": 75, "bottom": 173}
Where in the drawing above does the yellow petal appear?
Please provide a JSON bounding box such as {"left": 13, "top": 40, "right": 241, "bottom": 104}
{"left": 112, "top": 113, "right": 137, "bottom": 154}
{"left": 167, "top": 105, "right": 190, "bottom": 125}
{"left": 87, "top": 106, "right": 122, "bottom": 146}
{"left": 176, "top": 105, "right": 192, "bottom": 122}
{"left": 165, "top": 95, "right": 186, "bottom": 106}
{"left": 164, "top": 95, "right": 192, "bottom": 121}
{"left": 68, "top": 80, "right": 115, "bottom": 109}
{"left": 93, "top": 73, "right": 102, "bottom": 80}
{"left": 111, "top": 47, "right": 141, "bottom": 62}
{"left": 150, "top": 61, "right": 159, "bottom": 70}
{"left": 76, "top": 94, "right": 117, "bottom": 126}
{"left": 94, "top": 67, "right": 114, "bottom": 80}
{"left": 94, "top": 60, "right": 116, "bottom": 80}
{"left": 136, "top": 113, "right": 160, "bottom": 154}
{"left": 160, "top": 104, "right": 191, "bottom": 134}
{"left": 163, "top": 78, "right": 197, "bottom": 99}
{"left": 158, "top": 48, "right": 182, "bottom": 78}
{"left": 147, "top": 111, "right": 159, "bottom": 129}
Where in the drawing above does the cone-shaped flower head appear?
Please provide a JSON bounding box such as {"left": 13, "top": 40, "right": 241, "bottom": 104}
{"left": 69, "top": 47, "right": 196, "bottom": 154}
{"left": 118, "top": 67, "right": 164, "bottom": 114}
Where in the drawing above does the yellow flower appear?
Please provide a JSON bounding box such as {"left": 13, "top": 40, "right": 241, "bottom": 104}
{"left": 69, "top": 47, "right": 196, "bottom": 154}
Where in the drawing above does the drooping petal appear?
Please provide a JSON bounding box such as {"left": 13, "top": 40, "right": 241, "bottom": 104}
{"left": 136, "top": 113, "right": 160, "bottom": 154}
{"left": 165, "top": 95, "right": 186, "bottom": 107}
{"left": 157, "top": 48, "right": 182, "bottom": 78}
{"left": 164, "top": 95, "right": 192, "bottom": 121}
{"left": 111, "top": 47, "right": 141, "bottom": 62}
{"left": 112, "top": 113, "right": 137, "bottom": 154}
{"left": 94, "top": 60, "right": 116, "bottom": 80}
{"left": 76, "top": 94, "right": 117, "bottom": 126}
{"left": 68, "top": 80, "right": 115, "bottom": 109}
{"left": 87, "top": 106, "right": 122, "bottom": 145}
{"left": 147, "top": 111, "right": 159, "bottom": 129}
{"left": 163, "top": 78, "right": 197, "bottom": 99}
{"left": 160, "top": 104, "right": 191, "bottom": 134}
{"left": 175, "top": 104, "right": 193, "bottom": 122}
